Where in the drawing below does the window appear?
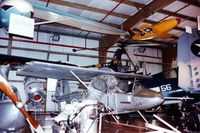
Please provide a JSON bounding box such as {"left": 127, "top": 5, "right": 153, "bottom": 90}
{"left": 1, "top": 5, "right": 13, "bottom": 11}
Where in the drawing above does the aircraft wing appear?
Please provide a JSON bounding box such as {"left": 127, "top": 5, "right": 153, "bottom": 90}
{"left": 32, "top": 4, "right": 126, "bottom": 35}
{"left": 157, "top": 33, "right": 173, "bottom": 38}
{"left": 17, "top": 61, "right": 151, "bottom": 81}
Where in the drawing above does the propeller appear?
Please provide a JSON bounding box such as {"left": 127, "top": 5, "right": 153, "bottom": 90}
{"left": 0, "top": 75, "right": 44, "bottom": 133}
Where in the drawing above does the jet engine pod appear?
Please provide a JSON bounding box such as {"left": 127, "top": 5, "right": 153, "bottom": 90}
{"left": 24, "top": 77, "right": 46, "bottom": 103}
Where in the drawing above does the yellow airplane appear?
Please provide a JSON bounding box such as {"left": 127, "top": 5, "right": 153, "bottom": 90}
{"left": 129, "top": 18, "right": 181, "bottom": 40}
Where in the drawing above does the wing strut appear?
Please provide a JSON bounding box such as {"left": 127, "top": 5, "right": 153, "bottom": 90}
{"left": 70, "top": 70, "right": 119, "bottom": 123}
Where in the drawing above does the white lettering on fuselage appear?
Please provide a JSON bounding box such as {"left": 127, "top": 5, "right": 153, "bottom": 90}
{"left": 160, "top": 84, "right": 172, "bottom": 92}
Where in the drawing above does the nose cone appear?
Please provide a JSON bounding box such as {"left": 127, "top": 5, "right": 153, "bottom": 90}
{"left": 152, "top": 92, "right": 164, "bottom": 106}
{"left": 176, "top": 18, "right": 181, "bottom": 24}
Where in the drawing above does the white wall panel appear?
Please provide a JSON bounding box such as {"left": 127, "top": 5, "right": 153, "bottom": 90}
{"left": 0, "top": 48, "right": 7, "bottom": 54}
{"left": 48, "top": 54, "right": 68, "bottom": 62}
{"left": 8, "top": 71, "right": 24, "bottom": 81}
{"left": 12, "top": 49, "right": 48, "bottom": 60}
{"left": 107, "top": 46, "right": 162, "bottom": 75}
{"left": 69, "top": 56, "right": 98, "bottom": 66}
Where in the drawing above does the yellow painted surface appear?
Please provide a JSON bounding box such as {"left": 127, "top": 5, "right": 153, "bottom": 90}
{"left": 132, "top": 18, "right": 181, "bottom": 40}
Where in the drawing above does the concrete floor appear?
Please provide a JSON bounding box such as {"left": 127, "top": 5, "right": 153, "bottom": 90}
{"left": 0, "top": 103, "right": 195, "bottom": 133}
{"left": 20, "top": 111, "right": 200, "bottom": 133}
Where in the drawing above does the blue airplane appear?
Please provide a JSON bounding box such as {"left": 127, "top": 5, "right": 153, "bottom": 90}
{"left": 139, "top": 68, "right": 200, "bottom": 105}
{"left": 0, "top": 0, "right": 126, "bottom": 35}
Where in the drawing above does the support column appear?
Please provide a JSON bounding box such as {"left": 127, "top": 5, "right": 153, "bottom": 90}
{"left": 7, "top": 36, "right": 13, "bottom": 55}
{"left": 162, "top": 47, "right": 177, "bottom": 71}
{"left": 99, "top": 35, "right": 119, "bottom": 64}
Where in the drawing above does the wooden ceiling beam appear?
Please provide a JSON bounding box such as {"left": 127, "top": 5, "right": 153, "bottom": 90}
{"left": 114, "top": 0, "right": 196, "bottom": 23}
{"left": 123, "top": 0, "right": 176, "bottom": 30}
{"left": 178, "top": 0, "right": 200, "bottom": 7}
{"left": 159, "top": 9, "right": 196, "bottom": 22}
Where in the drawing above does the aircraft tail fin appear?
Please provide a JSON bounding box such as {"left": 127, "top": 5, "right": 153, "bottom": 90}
{"left": 177, "top": 29, "right": 200, "bottom": 93}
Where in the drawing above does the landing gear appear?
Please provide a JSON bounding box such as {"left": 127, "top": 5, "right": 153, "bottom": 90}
{"left": 159, "top": 103, "right": 200, "bottom": 132}
{"left": 180, "top": 102, "right": 200, "bottom": 132}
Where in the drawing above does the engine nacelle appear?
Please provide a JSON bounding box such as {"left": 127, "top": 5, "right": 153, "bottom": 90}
{"left": 24, "top": 77, "right": 46, "bottom": 103}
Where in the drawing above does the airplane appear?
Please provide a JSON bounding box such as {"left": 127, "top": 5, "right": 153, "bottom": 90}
{"left": 129, "top": 18, "right": 181, "bottom": 40}
{"left": 0, "top": 0, "right": 126, "bottom": 36}
{"left": 0, "top": 0, "right": 180, "bottom": 41}
{"left": 0, "top": 53, "right": 166, "bottom": 132}
{"left": 17, "top": 61, "right": 165, "bottom": 132}
{"left": 138, "top": 29, "right": 200, "bottom": 131}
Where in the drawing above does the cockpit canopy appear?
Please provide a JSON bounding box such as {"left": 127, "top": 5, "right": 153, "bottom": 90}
{"left": 132, "top": 83, "right": 162, "bottom": 98}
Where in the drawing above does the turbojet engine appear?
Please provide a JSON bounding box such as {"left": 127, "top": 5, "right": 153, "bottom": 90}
{"left": 24, "top": 77, "right": 46, "bottom": 103}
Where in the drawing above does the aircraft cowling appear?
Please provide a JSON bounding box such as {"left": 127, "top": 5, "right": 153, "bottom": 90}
{"left": 24, "top": 77, "right": 46, "bottom": 104}
{"left": 0, "top": 0, "right": 33, "bottom": 30}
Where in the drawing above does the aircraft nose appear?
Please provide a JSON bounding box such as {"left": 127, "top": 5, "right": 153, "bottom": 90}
{"left": 149, "top": 93, "right": 164, "bottom": 107}
{"left": 176, "top": 18, "right": 181, "bottom": 24}
{"left": 156, "top": 92, "right": 164, "bottom": 104}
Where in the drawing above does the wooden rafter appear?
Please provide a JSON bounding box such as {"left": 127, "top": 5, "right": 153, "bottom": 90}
{"left": 114, "top": 0, "right": 196, "bottom": 22}
{"left": 178, "top": 0, "right": 200, "bottom": 7}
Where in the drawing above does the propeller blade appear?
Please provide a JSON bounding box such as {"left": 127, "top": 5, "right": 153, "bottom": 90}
{"left": 0, "top": 75, "right": 44, "bottom": 133}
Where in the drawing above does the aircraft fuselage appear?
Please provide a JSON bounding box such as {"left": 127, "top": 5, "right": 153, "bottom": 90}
{"left": 132, "top": 18, "right": 181, "bottom": 40}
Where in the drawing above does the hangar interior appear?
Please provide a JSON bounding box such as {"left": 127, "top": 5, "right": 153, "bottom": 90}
{"left": 0, "top": 0, "right": 200, "bottom": 133}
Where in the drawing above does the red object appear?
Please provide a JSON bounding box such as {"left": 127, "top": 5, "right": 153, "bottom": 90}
{"left": 34, "top": 94, "right": 41, "bottom": 101}
{"left": 176, "top": 18, "right": 181, "bottom": 24}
